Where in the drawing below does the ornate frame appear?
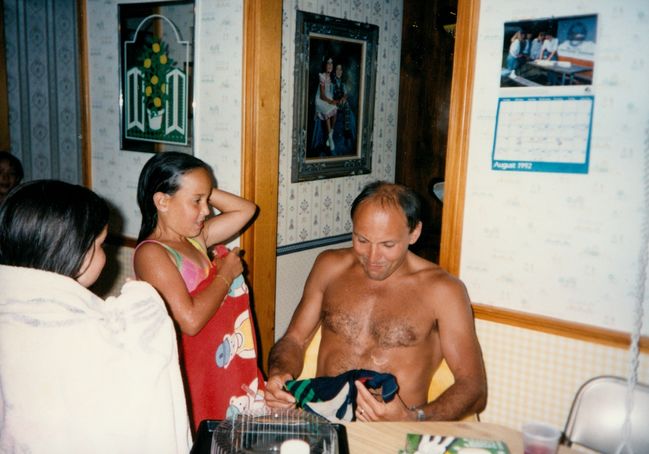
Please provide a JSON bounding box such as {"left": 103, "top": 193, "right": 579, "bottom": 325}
{"left": 291, "top": 11, "right": 379, "bottom": 182}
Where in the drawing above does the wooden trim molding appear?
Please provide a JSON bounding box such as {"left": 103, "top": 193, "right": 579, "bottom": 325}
{"left": 439, "top": 0, "right": 479, "bottom": 276}
{"left": 241, "top": 0, "right": 282, "bottom": 373}
{"left": 440, "top": 0, "right": 647, "bottom": 352}
{"left": 474, "top": 303, "right": 648, "bottom": 352}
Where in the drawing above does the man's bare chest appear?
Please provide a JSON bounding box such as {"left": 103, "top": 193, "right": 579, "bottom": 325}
{"left": 321, "top": 277, "right": 431, "bottom": 348}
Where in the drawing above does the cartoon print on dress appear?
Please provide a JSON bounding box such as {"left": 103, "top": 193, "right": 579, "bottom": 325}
{"left": 225, "top": 377, "right": 266, "bottom": 419}
{"left": 215, "top": 309, "right": 256, "bottom": 368}
{"left": 227, "top": 274, "right": 248, "bottom": 298}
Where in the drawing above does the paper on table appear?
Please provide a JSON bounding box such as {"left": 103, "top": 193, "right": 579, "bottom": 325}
{"left": 398, "top": 433, "right": 511, "bottom": 454}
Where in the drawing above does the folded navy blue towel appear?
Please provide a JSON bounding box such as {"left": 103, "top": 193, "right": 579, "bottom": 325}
{"left": 284, "top": 369, "right": 398, "bottom": 422}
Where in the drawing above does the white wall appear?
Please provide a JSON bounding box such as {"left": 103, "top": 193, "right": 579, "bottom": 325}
{"left": 85, "top": 0, "right": 245, "bottom": 239}
{"left": 461, "top": 0, "right": 649, "bottom": 336}
{"left": 461, "top": 0, "right": 649, "bottom": 431}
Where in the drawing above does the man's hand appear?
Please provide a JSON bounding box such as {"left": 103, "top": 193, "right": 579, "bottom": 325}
{"left": 264, "top": 373, "right": 297, "bottom": 408}
{"left": 353, "top": 380, "right": 413, "bottom": 421}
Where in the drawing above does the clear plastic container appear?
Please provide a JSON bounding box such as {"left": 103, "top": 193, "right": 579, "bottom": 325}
{"left": 211, "top": 408, "right": 340, "bottom": 454}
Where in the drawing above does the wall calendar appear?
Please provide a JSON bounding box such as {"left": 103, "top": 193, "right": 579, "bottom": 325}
{"left": 492, "top": 95, "right": 594, "bottom": 174}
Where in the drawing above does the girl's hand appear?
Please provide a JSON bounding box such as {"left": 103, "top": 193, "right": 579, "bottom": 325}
{"left": 213, "top": 247, "right": 243, "bottom": 283}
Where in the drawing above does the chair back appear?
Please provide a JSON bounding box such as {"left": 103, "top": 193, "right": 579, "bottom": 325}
{"left": 563, "top": 375, "right": 649, "bottom": 454}
{"left": 297, "top": 327, "right": 475, "bottom": 420}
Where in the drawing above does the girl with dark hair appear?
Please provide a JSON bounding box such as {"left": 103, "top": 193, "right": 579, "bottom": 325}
{"left": 0, "top": 151, "right": 24, "bottom": 202}
{"left": 134, "top": 151, "right": 265, "bottom": 429}
{"left": 314, "top": 56, "right": 338, "bottom": 152}
{"left": 0, "top": 180, "right": 191, "bottom": 453}
{"left": 0, "top": 180, "right": 108, "bottom": 279}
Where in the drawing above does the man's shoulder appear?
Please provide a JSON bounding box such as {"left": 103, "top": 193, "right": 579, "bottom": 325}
{"left": 313, "top": 247, "right": 355, "bottom": 271}
{"left": 407, "top": 254, "right": 467, "bottom": 293}
{"left": 318, "top": 246, "right": 353, "bottom": 260}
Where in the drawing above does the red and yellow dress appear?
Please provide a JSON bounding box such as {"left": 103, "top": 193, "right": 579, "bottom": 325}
{"left": 136, "top": 239, "right": 265, "bottom": 430}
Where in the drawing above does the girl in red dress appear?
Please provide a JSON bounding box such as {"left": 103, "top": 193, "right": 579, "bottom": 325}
{"left": 134, "top": 152, "right": 265, "bottom": 431}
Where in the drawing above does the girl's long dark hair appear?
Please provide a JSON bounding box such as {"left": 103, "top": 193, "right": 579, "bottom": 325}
{"left": 0, "top": 180, "right": 109, "bottom": 278}
{"left": 136, "top": 152, "right": 211, "bottom": 243}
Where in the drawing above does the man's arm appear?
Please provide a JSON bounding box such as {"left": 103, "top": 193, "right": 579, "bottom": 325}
{"left": 265, "top": 251, "right": 334, "bottom": 407}
{"left": 354, "top": 274, "right": 487, "bottom": 422}
{"left": 418, "top": 275, "right": 487, "bottom": 420}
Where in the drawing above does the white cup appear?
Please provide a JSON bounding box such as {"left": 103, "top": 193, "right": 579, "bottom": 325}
{"left": 522, "top": 422, "right": 561, "bottom": 454}
{"left": 280, "top": 439, "right": 310, "bottom": 454}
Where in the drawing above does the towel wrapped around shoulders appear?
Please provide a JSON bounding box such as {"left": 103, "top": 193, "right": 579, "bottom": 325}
{"left": 0, "top": 265, "right": 192, "bottom": 454}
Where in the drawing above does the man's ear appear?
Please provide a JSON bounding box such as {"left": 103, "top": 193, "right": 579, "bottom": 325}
{"left": 153, "top": 192, "right": 170, "bottom": 212}
{"left": 409, "top": 221, "right": 423, "bottom": 245}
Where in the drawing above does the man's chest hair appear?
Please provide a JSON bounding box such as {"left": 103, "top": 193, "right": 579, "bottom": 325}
{"left": 322, "top": 298, "right": 427, "bottom": 349}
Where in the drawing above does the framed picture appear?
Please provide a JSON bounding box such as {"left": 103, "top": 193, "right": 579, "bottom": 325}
{"left": 291, "top": 11, "right": 379, "bottom": 182}
{"left": 119, "top": 1, "right": 194, "bottom": 153}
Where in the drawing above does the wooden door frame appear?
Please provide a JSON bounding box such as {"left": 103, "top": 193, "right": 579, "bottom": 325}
{"left": 241, "top": 0, "right": 282, "bottom": 373}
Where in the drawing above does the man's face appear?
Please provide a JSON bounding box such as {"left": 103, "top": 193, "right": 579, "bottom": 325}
{"left": 351, "top": 201, "right": 421, "bottom": 281}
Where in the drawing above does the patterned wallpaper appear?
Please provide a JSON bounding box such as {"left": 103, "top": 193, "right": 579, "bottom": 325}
{"left": 85, "top": 0, "right": 244, "bottom": 239}
{"left": 277, "top": 0, "right": 403, "bottom": 247}
{"left": 3, "top": 0, "right": 82, "bottom": 183}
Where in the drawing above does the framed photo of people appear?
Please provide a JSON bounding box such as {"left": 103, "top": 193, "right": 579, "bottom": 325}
{"left": 291, "top": 11, "right": 379, "bottom": 182}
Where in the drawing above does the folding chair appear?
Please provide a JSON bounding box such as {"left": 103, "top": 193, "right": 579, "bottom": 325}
{"left": 563, "top": 375, "right": 649, "bottom": 454}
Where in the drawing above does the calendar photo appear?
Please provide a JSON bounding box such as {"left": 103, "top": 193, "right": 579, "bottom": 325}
{"left": 500, "top": 14, "right": 597, "bottom": 88}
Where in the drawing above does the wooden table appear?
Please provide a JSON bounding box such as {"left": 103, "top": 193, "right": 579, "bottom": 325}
{"left": 525, "top": 61, "right": 591, "bottom": 85}
{"left": 343, "top": 421, "right": 579, "bottom": 453}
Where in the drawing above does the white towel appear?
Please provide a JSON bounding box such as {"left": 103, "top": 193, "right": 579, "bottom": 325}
{"left": 0, "top": 265, "right": 192, "bottom": 454}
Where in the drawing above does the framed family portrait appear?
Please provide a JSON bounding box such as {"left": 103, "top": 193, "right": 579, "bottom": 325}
{"left": 291, "top": 11, "right": 379, "bottom": 182}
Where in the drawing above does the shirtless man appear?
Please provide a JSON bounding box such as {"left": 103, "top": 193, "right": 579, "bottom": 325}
{"left": 265, "top": 181, "right": 487, "bottom": 421}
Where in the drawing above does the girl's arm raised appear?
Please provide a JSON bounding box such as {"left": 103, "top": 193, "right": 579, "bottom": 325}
{"left": 200, "top": 188, "right": 256, "bottom": 248}
{"left": 134, "top": 242, "right": 243, "bottom": 335}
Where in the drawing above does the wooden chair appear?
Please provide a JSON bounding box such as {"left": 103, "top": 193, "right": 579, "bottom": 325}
{"left": 297, "top": 327, "right": 475, "bottom": 420}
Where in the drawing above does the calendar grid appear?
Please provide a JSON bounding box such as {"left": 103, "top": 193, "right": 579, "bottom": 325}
{"left": 492, "top": 96, "right": 594, "bottom": 173}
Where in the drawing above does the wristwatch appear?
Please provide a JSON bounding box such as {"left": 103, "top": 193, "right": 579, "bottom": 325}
{"left": 412, "top": 406, "right": 426, "bottom": 421}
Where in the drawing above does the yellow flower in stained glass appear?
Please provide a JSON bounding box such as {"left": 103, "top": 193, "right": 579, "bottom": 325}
{"left": 138, "top": 38, "right": 176, "bottom": 113}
